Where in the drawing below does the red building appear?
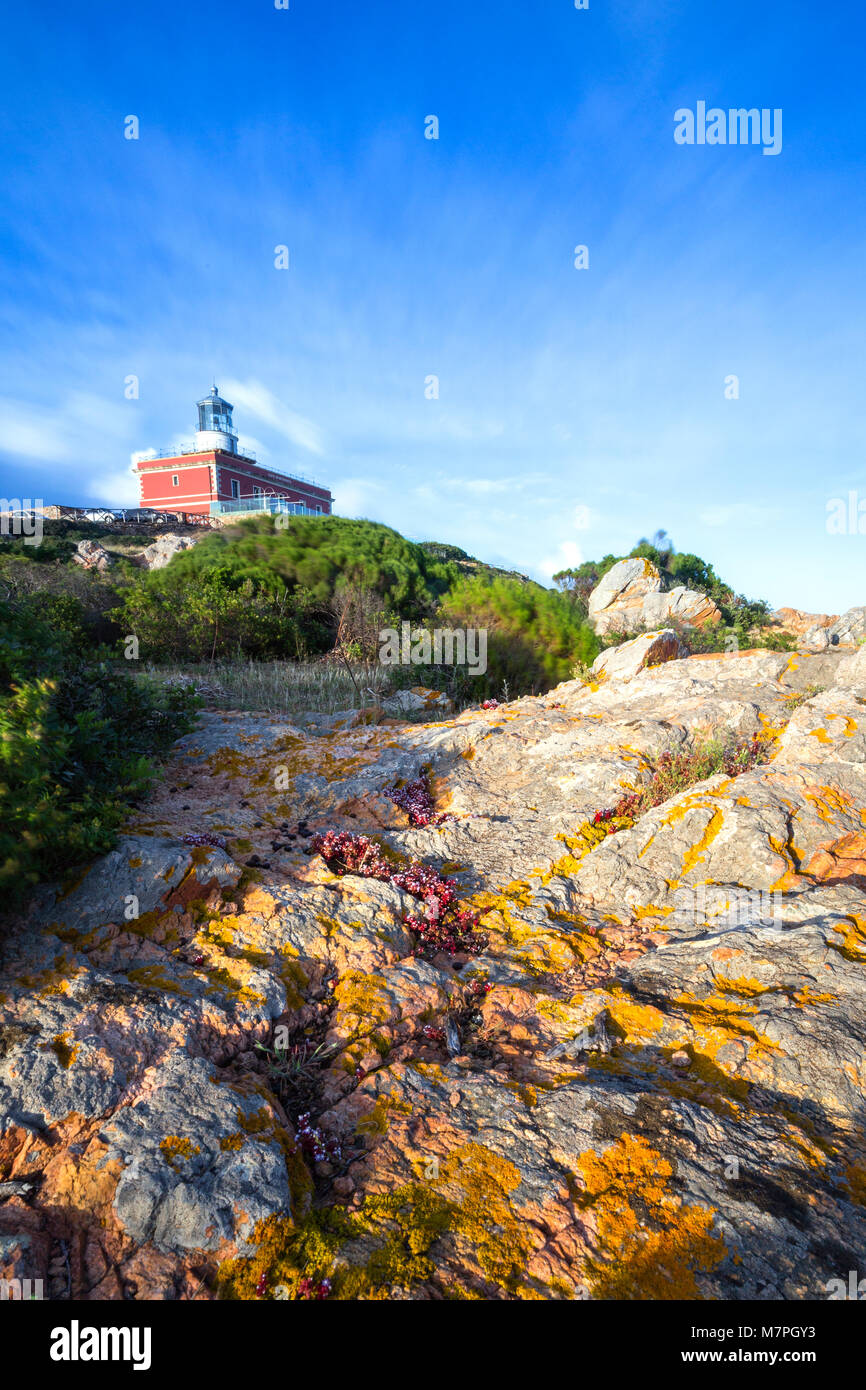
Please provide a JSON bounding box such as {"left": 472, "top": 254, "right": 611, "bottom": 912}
{"left": 132, "top": 387, "right": 333, "bottom": 519}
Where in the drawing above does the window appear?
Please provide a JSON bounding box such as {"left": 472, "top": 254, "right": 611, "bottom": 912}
{"left": 172, "top": 475, "right": 179, "bottom": 486}
{"left": 231, "top": 479, "right": 240, "bottom": 499}
{"left": 253, "top": 486, "right": 262, "bottom": 497}
{"left": 315, "top": 505, "right": 322, "bottom": 514}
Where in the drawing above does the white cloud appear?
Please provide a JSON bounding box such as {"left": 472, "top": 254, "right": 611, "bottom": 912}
{"left": 536, "top": 539, "right": 583, "bottom": 580}
{"left": 463, "top": 479, "right": 510, "bottom": 496}
{"left": 334, "top": 478, "right": 386, "bottom": 517}
{"left": 236, "top": 434, "right": 270, "bottom": 460}
{"left": 87, "top": 471, "right": 139, "bottom": 505}
{"left": 223, "top": 379, "right": 325, "bottom": 456}
{"left": 0, "top": 398, "right": 76, "bottom": 462}
{"left": 130, "top": 448, "right": 157, "bottom": 467}
{"left": 0, "top": 394, "right": 136, "bottom": 480}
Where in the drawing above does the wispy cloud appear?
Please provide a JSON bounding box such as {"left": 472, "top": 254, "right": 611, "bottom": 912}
{"left": 222, "top": 380, "right": 325, "bottom": 457}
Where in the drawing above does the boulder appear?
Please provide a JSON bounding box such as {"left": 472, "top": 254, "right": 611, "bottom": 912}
{"left": 643, "top": 585, "right": 722, "bottom": 629}
{"left": 587, "top": 557, "right": 663, "bottom": 635}
{"left": 140, "top": 532, "right": 201, "bottom": 570}
{"left": 773, "top": 607, "right": 838, "bottom": 637}
{"left": 588, "top": 558, "right": 720, "bottom": 636}
{"left": 834, "top": 645, "right": 866, "bottom": 690}
{"left": 72, "top": 539, "right": 113, "bottom": 572}
{"left": 828, "top": 606, "right": 866, "bottom": 646}
{"left": 590, "top": 629, "right": 688, "bottom": 682}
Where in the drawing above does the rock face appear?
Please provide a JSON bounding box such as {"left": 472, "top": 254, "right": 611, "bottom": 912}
{"left": 381, "top": 686, "right": 454, "bottom": 715}
{"left": 588, "top": 558, "right": 721, "bottom": 636}
{"left": 72, "top": 539, "right": 113, "bottom": 571}
{"left": 139, "top": 533, "right": 202, "bottom": 570}
{"left": 829, "top": 606, "right": 866, "bottom": 646}
{"left": 774, "top": 607, "right": 838, "bottom": 637}
{"left": 591, "top": 629, "right": 687, "bottom": 682}
{"left": 774, "top": 608, "right": 847, "bottom": 651}
{"left": 587, "top": 557, "right": 663, "bottom": 634}
{"left": 3, "top": 648, "right": 866, "bottom": 1301}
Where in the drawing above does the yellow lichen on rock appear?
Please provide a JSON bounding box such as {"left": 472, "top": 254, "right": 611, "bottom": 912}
{"left": 573, "top": 1134, "right": 726, "bottom": 1299}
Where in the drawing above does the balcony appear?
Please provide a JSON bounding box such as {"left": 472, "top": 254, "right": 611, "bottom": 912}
{"left": 146, "top": 445, "right": 257, "bottom": 463}
{"left": 209, "top": 497, "right": 325, "bottom": 517}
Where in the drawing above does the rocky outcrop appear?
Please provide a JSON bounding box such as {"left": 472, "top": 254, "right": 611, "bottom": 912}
{"left": 591, "top": 629, "right": 687, "bottom": 682}
{"left": 774, "top": 607, "right": 838, "bottom": 637}
{"left": 2, "top": 647, "right": 866, "bottom": 1301}
{"left": 773, "top": 609, "right": 844, "bottom": 651}
{"left": 829, "top": 606, "right": 866, "bottom": 647}
{"left": 587, "top": 557, "right": 663, "bottom": 634}
{"left": 72, "top": 539, "right": 113, "bottom": 572}
{"left": 588, "top": 558, "right": 721, "bottom": 636}
{"left": 139, "top": 533, "right": 202, "bottom": 570}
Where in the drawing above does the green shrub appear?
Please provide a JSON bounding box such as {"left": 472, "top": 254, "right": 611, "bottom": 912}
{"left": 141, "top": 515, "right": 449, "bottom": 610}
{"left": 0, "top": 552, "right": 121, "bottom": 649}
{"left": 112, "top": 516, "right": 452, "bottom": 663}
{"left": 0, "top": 599, "right": 198, "bottom": 909}
{"left": 437, "top": 574, "right": 598, "bottom": 699}
{"left": 113, "top": 566, "right": 325, "bottom": 663}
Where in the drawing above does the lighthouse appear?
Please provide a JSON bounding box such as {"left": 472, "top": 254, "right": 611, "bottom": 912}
{"left": 131, "top": 387, "right": 334, "bottom": 518}
{"left": 194, "top": 385, "right": 239, "bottom": 455}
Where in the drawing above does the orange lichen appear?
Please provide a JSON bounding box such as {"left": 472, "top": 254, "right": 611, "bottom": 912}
{"left": 159, "top": 1136, "right": 200, "bottom": 1170}
{"left": 829, "top": 915, "right": 866, "bottom": 963}
{"left": 808, "top": 728, "right": 833, "bottom": 745}
{"left": 573, "top": 1134, "right": 726, "bottom": 1299}
{"left": 679, "top": 808, "right": 724, "bottom": 878}
{"left": 45, "top": 1032, "right": 79, "bottom": 1068}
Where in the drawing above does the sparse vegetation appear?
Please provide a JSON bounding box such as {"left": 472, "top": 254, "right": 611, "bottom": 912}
{"left": 591, "top": 729, "right": 772, "bottom": 835}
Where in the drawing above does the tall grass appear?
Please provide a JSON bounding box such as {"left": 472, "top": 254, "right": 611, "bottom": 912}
{"left": 140, "top": 659, "right": 392, "bottom": 716}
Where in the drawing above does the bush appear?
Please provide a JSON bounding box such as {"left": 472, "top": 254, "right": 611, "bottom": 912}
{"left": 598, "top": 617, "right": 795, "bottom": 656}
{"left": 113, "top": 566, "right": 325, "bottom": 663}
{"left": 0, "top": 599, "right": 198, "bottom": 909}
{"left": 580, "top": 730, "right": 772, "bottom": 848}
{"left": 437, "top": 574, "right": 599, "bottom": 699}
{"left": 141, "top": 515, "right": 449, "bottom": 610}
{"left": 0, "top": 552, "right": 121, "bottom": 649}
{"left": 112, "top": 516, "right": 452, "bottom": 663}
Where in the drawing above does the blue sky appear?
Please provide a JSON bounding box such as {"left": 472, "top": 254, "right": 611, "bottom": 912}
{"left": 1, "top": 0, "right": 864, "bottom": 611}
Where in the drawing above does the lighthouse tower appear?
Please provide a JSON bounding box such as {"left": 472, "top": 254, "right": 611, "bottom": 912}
{"left": 132, "top": 385, "right": 333, "bottom": 517}
{"left": 194, "top": 385, "right": 238, "bottom": 456}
